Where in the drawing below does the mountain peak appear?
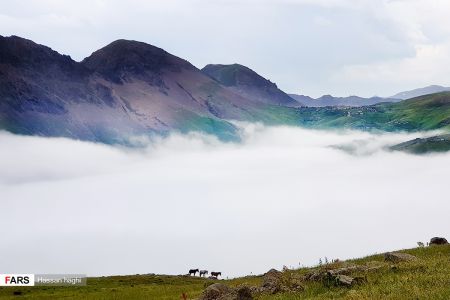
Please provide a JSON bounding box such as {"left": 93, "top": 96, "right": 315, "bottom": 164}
{"left": 82, "top": 39, "right": 193, "bottom": 83}
{"left": 0, "top": 35, "right": 76, "bottom": 69}
{"left": 202, "top": 63, "right": 278, "bottom": 88}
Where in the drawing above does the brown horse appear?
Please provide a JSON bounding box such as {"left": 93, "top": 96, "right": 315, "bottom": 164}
{"left": 210, "top": 271, "right": 221, "bottom": 278}
{"left": 188, "top": 269, "right": 199, "bottom": 276}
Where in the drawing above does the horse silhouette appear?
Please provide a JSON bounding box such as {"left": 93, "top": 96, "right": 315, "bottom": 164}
{"left": 188, "top": 269, "right": 199, "bottom": 276}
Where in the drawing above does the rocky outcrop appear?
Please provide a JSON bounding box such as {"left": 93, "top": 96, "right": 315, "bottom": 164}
{"left": 198, "top": 283, "right": 253, "bottom": 300}
{"left": 250, "top": 269, "right": 303, "bottom": 295}
{"left": 260, "top": 269, "right": 283, "bottom": 294}
{"left": 430, "top": 237, "right": 448, "bottom": 245}
{"left": 384, "top": 252, "right": 417, "bottom": 263}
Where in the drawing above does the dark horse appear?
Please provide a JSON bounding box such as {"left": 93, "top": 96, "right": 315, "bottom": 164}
{"left": 189, "top": 269, "right": 199, "bottom": 276}
{"left": 210, "top": 271, "right": 221, "bottom": 278}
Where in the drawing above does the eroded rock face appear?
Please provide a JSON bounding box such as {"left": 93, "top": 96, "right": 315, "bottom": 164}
{"left": 384, "top": 252, "right": 417, "bottom": 263}
{"left": 430, "top": 237, "right": 448, "bottom": 245}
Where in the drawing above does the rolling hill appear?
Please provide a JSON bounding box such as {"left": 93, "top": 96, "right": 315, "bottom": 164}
{"left": 296, "top": 92, "right": 450, "bottom": 132}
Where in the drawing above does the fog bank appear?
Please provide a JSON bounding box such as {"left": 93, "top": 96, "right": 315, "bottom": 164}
{"left": 1, "top": 126, "right": 449, "bottom": 277}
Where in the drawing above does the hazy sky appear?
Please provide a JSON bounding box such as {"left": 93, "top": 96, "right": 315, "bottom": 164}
{"left": 1, "top": 127, "right": 449, "bottom": 276}
{"left": 1, "top": 0, "right": 450, "bottom": 97}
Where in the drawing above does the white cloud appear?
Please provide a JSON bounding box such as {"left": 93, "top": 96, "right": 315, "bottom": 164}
{"left": 1, "top": 127, "right": 449, "bottom": 277}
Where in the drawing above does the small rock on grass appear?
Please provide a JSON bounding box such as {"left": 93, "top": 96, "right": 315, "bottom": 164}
{"left": 430, "top": 237, "right": 448, "bottom": 245}
{"left": 384, "top": 252, "right": 417, "bottom": 263}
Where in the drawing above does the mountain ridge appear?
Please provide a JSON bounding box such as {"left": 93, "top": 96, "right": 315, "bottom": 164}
{"left": 289, "top": 93, "right": 400, "bottom": 107}
{"left": 1, "top": 35, "right": 450, "bottom": 147}
{"left": 390, "top": 85, "right": 450, "bottom": 100}
{"left": 1, "top": 36, "right": 298, "bottom": 143}
{"left": 202, "top": 63, "right": 301, "bottom": 107}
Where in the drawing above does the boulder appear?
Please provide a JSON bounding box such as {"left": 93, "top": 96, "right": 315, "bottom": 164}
{"left": 430, "top": 237, "right": 448, "bottom": 245}
{"left": 335, "top": 275, "right": 354, "bottom": 286}
{"left": 254, "top": 268, "right": 303, "bottom": 294}
{"left": 384, "top": 252, "right": 417, "bottom": 263}
{"left": 200, "top": 283, "right": 233, "bottom": 300}
{"left": 261, "top": 269, "right": 283, "bottom": 294}
{"left": 199, "top": 283, "right": 253, "bottom": 300}
{"left": 235, "top": 286, "right": 253, "bottom": 300}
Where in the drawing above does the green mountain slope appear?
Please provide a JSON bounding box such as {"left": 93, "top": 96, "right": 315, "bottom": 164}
{"left": 297, "top": 92, "right": 450, "bottom": 132}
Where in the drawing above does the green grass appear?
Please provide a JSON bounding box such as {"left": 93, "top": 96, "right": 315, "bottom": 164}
{"left": 1, "top": 245, "right": 449, "bottom": 299}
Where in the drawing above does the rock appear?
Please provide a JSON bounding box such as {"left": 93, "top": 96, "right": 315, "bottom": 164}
{"left": 235, "top": 286, "right": 253, "bottom": 300}
{"left": 327, "top": 266, "right": 360, "bottom": 276}
{"left": 200, "top": 283, "right": 233, "bottom": 300}
{"left": 261, "top": 269, "right": 283, "bottom": 294}
{"left": 430, "top": 237, "right": 448, "bottom": 245}
{"left": 384, "top": 252, "right": 417, "bottom": 263}
{"left": 335, "top": 275, "right": 354, "bottom": 286}
{"left": 304, "top": 270, "right": 326, "bottom": 282}
{"left": 199, "top": 283, "right": 253, "bottom": 300}
{"left": 253, "top": 268, "right": 304, "bottom": 294}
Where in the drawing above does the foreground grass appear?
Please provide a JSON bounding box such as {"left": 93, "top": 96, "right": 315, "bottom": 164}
{"left": 1, "top": 245, "right": 449, "bottom": 299}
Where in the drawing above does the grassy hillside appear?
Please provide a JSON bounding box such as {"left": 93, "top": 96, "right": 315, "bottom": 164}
{"left": 391, "top": 134, "right": 450, "bottom": 154}
{"left": 1, "top": 244, "right": 449, "bottom": 299}
{"left": 297, "top": 92, "right": 450, "bottom": 132}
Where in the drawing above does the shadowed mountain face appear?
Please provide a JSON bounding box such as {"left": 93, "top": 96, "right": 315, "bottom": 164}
{"left": 0, "top": 36, "right": 303, "bottom": 144}
{"left": 202, "top": 64, "right": 301, "bottom": 107}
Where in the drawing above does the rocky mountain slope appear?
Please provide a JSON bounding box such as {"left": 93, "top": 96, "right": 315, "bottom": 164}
{"left": 0, "top": 36, "right": 300, "bottom": 144}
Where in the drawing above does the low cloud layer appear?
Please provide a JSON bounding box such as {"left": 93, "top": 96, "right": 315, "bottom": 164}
{"left": 1, "top": 126, "right": 449, "bottom": 277}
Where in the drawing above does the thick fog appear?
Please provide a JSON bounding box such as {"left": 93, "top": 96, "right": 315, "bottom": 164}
{"left": 1, "top": 125, "right": 449, "bottom": 277}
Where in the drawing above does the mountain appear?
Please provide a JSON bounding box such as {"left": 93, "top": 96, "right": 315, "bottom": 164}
{"left": 202, "top": 64, "right": 301, "bottom": 107}
{"left": 0, "top": 36, "right": 301, "bottom": 144}
{"left": 289, "top": 94, "right": 399, "bottom": 107}
{"left": 390, "top": 85, "right": 450, "bottom": 100}
{"left": 1, "top": 35, "right": 450, "bottom": 147}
